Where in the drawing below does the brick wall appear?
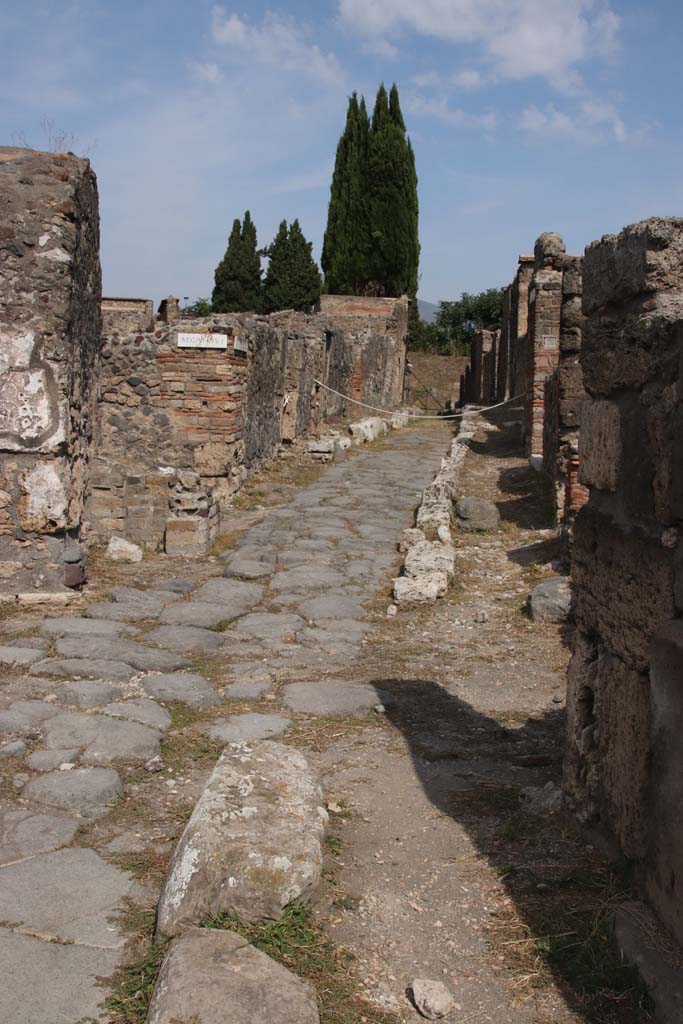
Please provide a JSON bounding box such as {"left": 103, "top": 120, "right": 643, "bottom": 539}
{"left": 0, "top": 147, "right": 101, "bottom": 593}
{"left": 496, "top": 287, "right": 512, "bottom": 402}
{"left": 508, "top": 255, "right": 534, "bottom": 400}
{"left": 565, "top": 217, "right": 683, "bottom": 946}
{"left": 524, "top": 233, "right": 564, "bottom": 456}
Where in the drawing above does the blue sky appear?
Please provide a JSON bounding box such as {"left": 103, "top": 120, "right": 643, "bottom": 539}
{"left": 1, "top": 1, "right": 681, "bottom": 306}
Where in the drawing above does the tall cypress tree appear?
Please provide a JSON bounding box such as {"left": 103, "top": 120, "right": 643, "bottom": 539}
{"left": 212, "top": 210, "right": 262, "bottom": 312}
{"left": 261, "top": 220, "right": 290, "bottom": 314}
{"left": 322, "top": 84, "right": 418, "bottom": 299}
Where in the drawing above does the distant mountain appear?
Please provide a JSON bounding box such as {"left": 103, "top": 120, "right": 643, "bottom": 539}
{"left": 418, "top": 299, "right": 439, "bottom": 323}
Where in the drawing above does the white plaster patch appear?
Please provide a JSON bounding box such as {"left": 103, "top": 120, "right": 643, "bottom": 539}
{"left": 38, "top": 233, "right": 50, "bottom": 247}
{"left": 21, "top": 462, "right": 68, "bottom": 526}
{"left": 37, "top": 247, "right": 71, "bottom": 264}
{"left": 0, "top": 330, "right": 35, "bottom": 374}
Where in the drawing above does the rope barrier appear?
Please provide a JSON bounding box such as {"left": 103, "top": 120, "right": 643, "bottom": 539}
{"left": 313, "top": 378, "right": 526, "bottom": 421}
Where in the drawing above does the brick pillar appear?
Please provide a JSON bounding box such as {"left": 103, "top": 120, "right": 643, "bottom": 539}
{"left": 508, "top": 255, "right": 534, "bottom": 400}
{"left": 0, "top": 147, "right": 102, "bottom": 593}
{"left": 524, "top": 233, "right": 564, "bottom": 457}
{"left": 496, "top": 286, "right": 512, "bottom": 402}
{"left": 565, "top": 217, "right": 683, "bottom": 947}
{"left": 483, "top": 330, "right": 498, "bottom": 404}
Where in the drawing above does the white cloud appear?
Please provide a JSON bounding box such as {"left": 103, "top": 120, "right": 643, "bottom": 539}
{"left": 362, "top": 38, "right": 400, "bottom": 60}
{"left": 452, "top": 69, "right": 484, "bottom": 90}
{"left": 211, "top": 7, "right": 345, "bottom": 87}
{"left": 520, "top": 94, "right": 630, "bottom": 143}
{"left": 338, "top": 0, "right": 620, "bottom": 86}
{"left": 188, "top": 61, "right": 223, "bottom": 84}
{"left": 407, "top": 93, "right": 496, "bottom": 131}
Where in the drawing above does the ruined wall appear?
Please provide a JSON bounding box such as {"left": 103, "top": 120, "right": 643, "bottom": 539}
{"left": 0, "top": 147, "right": 101, "bottom": 593}
{"left": 542, "top": 256, "right": 588, "bottom": 523}
{"left": 468, "top": 329, "right": 493, "bottom": 404}
{"left": 483, "top": 329, "right": 499, "bottom": 404}
{"left": 87, "top": 299, "right": 408, "bottom": 552}
{"left": 565, "top": 217, "right": 683, "bottom": 946}
{"left": 524, "top": 233, "right": 565, "bottom": 456}
{"left": 508, "top": 255, "right": 534, "bottom": 400}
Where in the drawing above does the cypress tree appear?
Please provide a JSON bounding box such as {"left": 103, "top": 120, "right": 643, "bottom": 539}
{"left": 287, "top": 219, "right": 321, "bottom": 310}
{"left": 211, "top": 210, "right": 262, "bottom": 312}
{"left": 261, "top": 220, "right": 290, "bottom": 314}
{"left": 322, "top": 93, "right": 370, "bottom": 294}
{"left": 367, "top": 83, "right": 419, "bottom": 297}
{"left": 263, "top": 220, "right": 321, "bottom": 313}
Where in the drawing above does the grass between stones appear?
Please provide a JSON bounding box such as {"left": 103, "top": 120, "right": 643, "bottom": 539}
{"left": 0, "top": 754, "right": 23, "bottom": 803}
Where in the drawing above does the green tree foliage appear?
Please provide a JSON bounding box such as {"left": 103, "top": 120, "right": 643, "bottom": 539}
{"left": 182, "top": 297, "right": 212, "bottom": 317}
{"left": 262, "top": 219, "right": 321, "bottom": 313}
{"left": 322, "top": 84, "right": 418, "bottom": 299}
{"left": 409, "top": 288, "right": 505, "bottom": 354}
{"left": 212, "top": 211, "right": 262, "bottom": 312}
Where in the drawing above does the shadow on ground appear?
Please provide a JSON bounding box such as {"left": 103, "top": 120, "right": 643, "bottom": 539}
{"left": 370, "top": 677, "right": 654, "bottom": 1023}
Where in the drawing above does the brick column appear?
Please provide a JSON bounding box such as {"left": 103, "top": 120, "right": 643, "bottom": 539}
{"left": 524, "top": 233, "right": 564, "bottom": 457}
{"left": 508, "top": 255, "right": 534, "bottom": 400}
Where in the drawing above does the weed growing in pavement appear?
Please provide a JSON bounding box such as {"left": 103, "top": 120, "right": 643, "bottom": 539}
{"left": 105, "top": 903, "right": 168, "bottom": 1024}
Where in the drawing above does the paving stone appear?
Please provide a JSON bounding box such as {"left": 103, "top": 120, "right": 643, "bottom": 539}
{"left": 269, "top": 566, "right": 346, "bottom": 592}
{"left": 142, "top": 624, "right": 224, "bottom": 654}
{"left": 41, "top": 711, "right": 161, "bottom": 766}
{"left": 158, "top": 601, "right": 238, "bottom": 629}
{"left": 7, "top": 636, "right": 49, "bottom": 650}
{"left": 0, "top": 645, "right": 43, "bottom": 666}
{"left": 223, "top": 679, "right": 271, "bottom": 700}
{"left": 0, "top": 929, "right": 120, "bottom": 1024}
{"left": 1, "top": 740, "right": 27, "bottom": 759}
{"left": 226, "top": 611, "right": 306, "bottom": 640}
{"left": 142, "top": 672, "right": 221, "bottom": 709}
{"left": 0, "top": 807, "right": 80, "bottom": 865}
{"left": 192, "top": 578, "right": 264, "bottom": 613}
{"left": 111, "top": 584, "right": 181, "bottom": 606}
{"left": 222, "top": 554, "right": 274, "bottom": 580}
{"left": 0, "top": 701, "right": 60, "bottom": 737}
{"left": 282, "top": 680, "right": 392, "bottom": 716}
{"left": 8, "top": 700, "right": 61, "bottom": 725}
{"left": 56, "top": 680, "right": 123, "bottom": 708}
{"left": 23, "top": 767, "right": 124, "bottom": 819}
{"left": 102, "top": 698, "right": 172, "bottom": 733}
{"left": 39, "top": 616, "right": 136, "bottom": 639}
{"left": 0, "top": 847, "right": 140, "bottom": 947}
{"left": 147, "top": 928, "right": 320, "bottom": 1024}
{"left": 297, "top": 594, "right": 365, "bottom": 621}
{"left": 202, "top": 713, "right": 292, "bottom": 743}
{"left": 154, "top": 577, "right": 196, "bottom": 594}
{"left": 31, "top": 657, "right": 138, "bottom": 682}
{"left": 25, "top": 748, "right": 80, "bottom": 772}
{"left": 156, "top": 741, "right": 327, "bottom": 935}
{"left": 54, "top": 636, "right": 191, "bottom": 672}
{"left": 84, "top": 601, "right": 163, "bottom": 622}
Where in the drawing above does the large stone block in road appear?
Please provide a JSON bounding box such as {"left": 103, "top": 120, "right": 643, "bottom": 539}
{"left": 23, "top": 767, "right": 123, "bottom": 819}
{"left": 142, "top": 672, "right": 221, "bottom": 710}
{"left": 159, "top": 601, "right": 243, "bottom": 630}
{"left": 0, "top": 847, "right": 141, "bottom": 947}
{"left": 53, "top": 635, "right": 191, "bottom": 672}
{"left": 0, "top": 930, "right": 119, "bottom": 1024}
{"left": 156, "top": 741, "right": 327, "bottom": 936}
{"left": 39, "top": 616, "right": 136, "bottom": 639}
{"left": 192, "top": 578, "right": 264, "bottom": 614}
{"left": 147, "top": 928, "right": 319, "bottom": 1024}
{"left": 40, "top": 710, "right": 161, "bottom": 765}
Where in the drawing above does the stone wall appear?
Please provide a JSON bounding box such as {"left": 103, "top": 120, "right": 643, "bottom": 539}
{"left": 564, "top": 217, "right": 683, "bottom": 946}
{"left": 87, "top": 299, "right": 408, "bottom": 553}
{"left": 467, "top": 329, "right": 494, "bottom": 404}
{"left": 496, "top": 287, "right": 512, "bottom": 402}
{"left": 482, "top": 329, "right": 499, "bottom": 404}
{"left": 0, "top": 147, "right": 101, "bottom": 594}
{"left": 508, "top": 255, "right": 534, "bottom": 400}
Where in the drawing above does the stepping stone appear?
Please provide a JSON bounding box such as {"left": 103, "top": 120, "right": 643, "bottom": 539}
{"left": 25, "top": 748, "right": 80, "bottom": 772}
{"left": 7, "top": 636, "right": 49, "bottom": 650}
{"left": 23, "top": 767, "right": 123, "bottom": 819}
{"left": 158, "top": 601, "right": 237, "bottom": 630}
{"left": 269, "top": 567, "right": 346, "bottom": 593}
{"left": 202, "top": 713, "right": 291, "bottom": 743}
{"left": 56, "top": 680, "right": 123, "bottom": 709}
{"left": 282, "top": 680, "right": 390, "bottom": 717}
{"left": 0, "top": 701, "right": 60, "bottom": 737}
{"left": 192, "top": 578, "right": 264, "bottom": 614}
{"left": 31, "top": 657, "right": 138, "bottom": 682}
{"left": 0, "top": 847, "right": 141, "bottom": 948}
{"left": 0, "top": 808, "right": 80, "bottom": 866}
{"left": 54, "top": 636, "right": 191, "bottom": 672}
{"left": 0, "top": 645, "right": 43, "bottom": 667}
{"left": 147, "top": 928, "right": 320, "bottom": 1024}
{"left": 154, "top": 577, "right": 196, "bottom": 594}
{"left": 41, "top": 711, "right": 161, "bottom": 766}
{"left": 143, "top": 672, "right": 220, "bottom": 710}
{"left": 143, "top": 624, "right": 224, "bottom": 655}
{"left": 227, "top": 612, "right": 305, "bottom": 641}
{"left": 39, "top": 617, "right": 135, "bottom": 639}
{"left": 0, "top": 930, "right": 120, "bottom": 1024}
{"left": 297, "top": 594, "right": 365, "bottom": 621}
{"left": 156, "top": 742, "right": 326, "bottom": 935}
{"left": 224, "top": 679, "right": 271, "bottom": 701}
{"left": 102, "top": 698, "right": 172, "bottom": 733}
